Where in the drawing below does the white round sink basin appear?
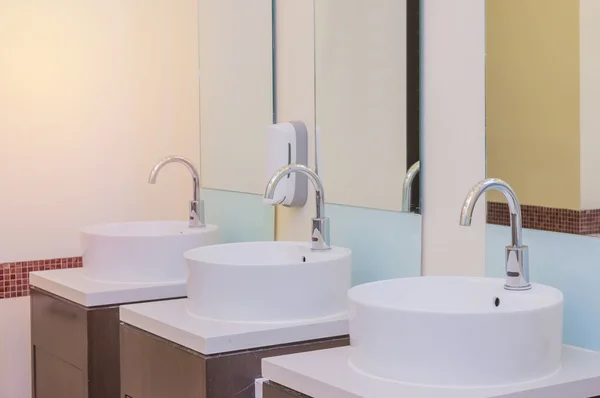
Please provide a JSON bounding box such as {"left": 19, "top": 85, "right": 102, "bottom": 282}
{"left": 81, "top": 221, "right": 219, "bottom": 283}
{"left": 348, "top": 276, "right": 563, "bottom": 387}
{"left": 185, "top": 241, "right": 352, "bottom": 323}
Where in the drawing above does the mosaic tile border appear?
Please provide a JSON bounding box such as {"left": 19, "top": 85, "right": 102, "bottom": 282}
{"left": 0, "top": 257, "right": 82, "bottom": 299}
{"left": 487, "top": 202, "right": 600, "bottom": 235}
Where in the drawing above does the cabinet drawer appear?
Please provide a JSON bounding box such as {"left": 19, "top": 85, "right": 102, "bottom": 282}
{"left": 33, "top": 346, "right": 86, "bottom": 398}
{"left": 120, "top": 324, "right": 204, "bottom": 398}
{"left": 31, "top": 288, "right": 87, "bottom": 368}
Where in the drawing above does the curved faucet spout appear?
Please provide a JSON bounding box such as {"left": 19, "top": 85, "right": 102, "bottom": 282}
{"left": 265, "top": 164, "right": 326, "bottom": 219}
{"left": 264, "top": 164, "right": 330, "bottom": 250}
{"left": 402, "top": 161, "right": 420, "bottom": 213}
{"left": 149, "top": 155, "right": 200, "bottom": 202}
{"left": 149, "top": 155, "right": 204, "bottom": 227}
{"left": 460, "top": 178, "right": 530, "bottom": 291}
{"left": 460, "top": 178, "right": 522, "bottom": 248}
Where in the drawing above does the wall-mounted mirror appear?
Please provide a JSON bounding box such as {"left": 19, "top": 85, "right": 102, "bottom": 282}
{"left": 486, "top": 0, "right": 598, "bottom": 236}
{"left": 198, "top": 0, "right": 275, "bottom": 243}
{"left": 312, "top": 0, "right": 422, "bottom": 285}
{"left": 314, "top": 0, "right": 421, "bottom": 214}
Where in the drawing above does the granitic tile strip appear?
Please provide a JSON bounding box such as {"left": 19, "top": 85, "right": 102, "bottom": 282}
{"left": 0, "top": 257, "right": 82, "bottom": 299}
{"left": 487, "top": 202, "right": 600, "bottom": 235}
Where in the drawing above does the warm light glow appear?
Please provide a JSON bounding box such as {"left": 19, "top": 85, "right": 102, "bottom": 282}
{"left": 0, "top": 1, "right": 201, "bottom": 262}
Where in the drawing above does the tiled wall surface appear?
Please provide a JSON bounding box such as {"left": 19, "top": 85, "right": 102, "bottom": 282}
{"left": 0, "top": 257, "right": 82, "bottom": 299}
{"left": 488, "top": 202, "right": 600, "bottom": 235}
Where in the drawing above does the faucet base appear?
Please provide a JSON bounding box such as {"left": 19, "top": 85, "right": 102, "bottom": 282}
{"left": 189, "top": 200, "right": 206, "bottom": 228}
{"left": 504, "top": 245, "right": 531, "bottom": 290}
{"left": 311, "top": 217, "right": 331, "bottom": 251}
{"left": 504, "top": 284, "right": 532, "bottom": 291}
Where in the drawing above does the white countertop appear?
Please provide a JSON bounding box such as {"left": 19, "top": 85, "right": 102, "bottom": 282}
{"left": 120, "top": 298, "right": 349, "bottom": 355}
{"left": 29, "top": 268, "right": 187, "bottom": 307}
{"left": 262, "top": 346, "right": 600, "bottom": 398}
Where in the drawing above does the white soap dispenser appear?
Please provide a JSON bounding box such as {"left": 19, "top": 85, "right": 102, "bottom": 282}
{"left": 264, "top": 121, "right": 308, "bottom": 207}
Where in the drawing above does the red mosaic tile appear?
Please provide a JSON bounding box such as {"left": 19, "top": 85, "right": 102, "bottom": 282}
{"left": 0, "top": 256, "right": 82, "bottom": 299}
{"left": 487, "top": 202, "right": 600, "bottom": 235}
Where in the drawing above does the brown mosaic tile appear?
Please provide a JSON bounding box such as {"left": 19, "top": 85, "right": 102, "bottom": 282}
{"left": 0, "top": 257, "right": 82, "bottom": 299}
{"left": 487, "top": 202, "right": 600, "bottom": 235}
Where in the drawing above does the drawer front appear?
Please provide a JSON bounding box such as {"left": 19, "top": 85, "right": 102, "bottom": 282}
{"left": 30, "top": 288, "right": 88, "bottom": 368}
{"left": 33, "top": 346, "right": 86, "bottom": 398}
{"left": 263, "top": 382, "right": 311, "bottom": 398}
{"left": 120, "top": 324, "right": 205, "bottom": 398}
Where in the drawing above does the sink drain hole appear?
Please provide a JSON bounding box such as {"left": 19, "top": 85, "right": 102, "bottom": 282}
{"left": 302, "top": 256, "right": 306, "bottom": 263}
{"left": 494, "top": 297, "right": 500, "bottom": 307}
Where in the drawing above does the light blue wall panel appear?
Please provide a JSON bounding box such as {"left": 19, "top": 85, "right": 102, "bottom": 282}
{"left": 328, "top": 204, "right": 422, "bottom": 286}
{"left": 487, "top": 225, "right": 600, "bottom": 351}
{"left": 203, "top": 189, "right": 275, "bottom": 243}
{"left": 203, "top": 189, "right": 422, "bottom": 290}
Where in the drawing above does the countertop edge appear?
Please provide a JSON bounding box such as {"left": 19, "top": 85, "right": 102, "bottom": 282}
{"left": 119, "top": 300, "right": 349, "bottom": 356}
{"left": 261, "top": 346, "right": 600, "bottom": 398}
{"left": 29, "top": 270, "right": 187, "bottom": 307}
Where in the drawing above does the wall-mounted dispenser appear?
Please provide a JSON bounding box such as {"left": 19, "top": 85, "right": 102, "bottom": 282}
{"left": 264, "top": 121, "right": 308, "bottom": 207}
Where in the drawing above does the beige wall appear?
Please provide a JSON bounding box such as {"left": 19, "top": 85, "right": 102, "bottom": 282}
{"left": 580, "top": 0, "right": 600, "bottom": 210}
{"left": 421, "top": 0, "right": 486, "bottom": 277}
{"left": 0, "top": 0, "right": 200, "bottom": 262}
{"left": 486, "top": 0, "right": 581, "bottom": 209}
{"left": 315, "top": 0, "right": 407, "bottom": 212}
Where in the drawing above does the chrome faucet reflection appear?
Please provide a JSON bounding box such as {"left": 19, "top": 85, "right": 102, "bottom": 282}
{"left": 460, "top": 178, "right": 531, "bottom": 291}
{"left": 148, "top": 155, "right": 205, "bottom": 228}
{"left": 402, "top": 161, "right": 420, "bottom": 212}
{"left": 264, "top": 164, "right": 330, "bottom": 251}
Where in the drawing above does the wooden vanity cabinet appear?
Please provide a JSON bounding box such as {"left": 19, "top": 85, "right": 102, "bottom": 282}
{"left": 120, "top": 323, "right": 348, "bottom": 398}
{"left": 31, "top": 285, "right": 348, "bottom": 398}
{"left": 30, "top": 287, "right": 161, "bottom": 398}
{"left": 263, "top": 382, "right": 311, "bottom": 398}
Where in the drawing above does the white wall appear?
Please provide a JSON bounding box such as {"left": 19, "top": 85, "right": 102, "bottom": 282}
{"left": 421, "top": 0, "right": 486, "bottom": 276}
{"left": 198, "top": 0, "right": 274, "bottom": 195}
{"left": 315, "top": 0, "right": 407, "bottom": 212}
{"left": 580, "top": 0, "right": 600, "bottom": 210}
{"left": 0, "top": 0, "right": 201, "bottom": 263}
{"left": 0, "top": 298, "right": 31, "bottom": 398}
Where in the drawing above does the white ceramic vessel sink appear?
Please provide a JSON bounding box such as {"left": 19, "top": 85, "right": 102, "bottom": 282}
{"left": 348, "top": 276, "right": 563, "bottom": 387}
{"left": 81, "top": 221, "right": 219, "bottom": 283}
{"left": 185, "top": 241, "right": 351, "bottom": 323}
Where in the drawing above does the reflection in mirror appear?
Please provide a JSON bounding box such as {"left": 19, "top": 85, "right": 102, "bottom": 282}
{"left": 314, "top": 0, "right": 421, "bottom": 214}
{"left": 198, "top": 0, "right": 275, "bottom": 243}
{"left": 486, "top": 0, "right": 598, "bottom": 235}
{"left": 199, "top": 0, "right": 274, "bottom": 196}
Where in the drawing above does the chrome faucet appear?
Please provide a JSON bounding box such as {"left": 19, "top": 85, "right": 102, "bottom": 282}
{"left": 148, "top": 155, "right": 205, "bottom": 228}
{"left": 459, "top": 178, "right": 531, "bottom": 291}
{"left": 402, "top": 161, "right": 420, "bottom": 212}
{"left": 264, "top": 164, "right": 330, "bottom": 251}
